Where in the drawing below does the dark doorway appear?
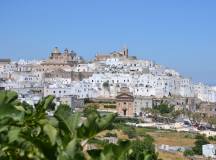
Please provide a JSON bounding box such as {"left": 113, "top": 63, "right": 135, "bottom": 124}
{"left": 123, "top": 109, "right": 127, "bottom": 116}
{"left": 139, "top": 112, "right": 143, "bottom": 117}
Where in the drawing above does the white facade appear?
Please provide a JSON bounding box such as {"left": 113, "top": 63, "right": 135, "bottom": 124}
{"left": 2, "top": 52, "right": 216, "bottom": 103}
{"left": 202, "top": 144, "right": 216, "bottom": 158}
{"left": 194, "top": 83, "right": 216, "bottom": 102}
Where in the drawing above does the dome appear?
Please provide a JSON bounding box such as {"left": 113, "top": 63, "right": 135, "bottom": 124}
{"left": 52, "top": 47, "right": 61, "bottom": 54}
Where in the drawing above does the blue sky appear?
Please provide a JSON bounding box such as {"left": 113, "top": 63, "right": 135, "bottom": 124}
{"left": 0, "top": 0, "right": 216, "bottom": 84}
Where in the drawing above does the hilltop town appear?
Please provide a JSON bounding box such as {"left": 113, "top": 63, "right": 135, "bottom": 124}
{"left": 2, "top": 0, "right": 216, "bottom": 159}
{"left": 0, "top": 47, "right": 216, "bottom": 117}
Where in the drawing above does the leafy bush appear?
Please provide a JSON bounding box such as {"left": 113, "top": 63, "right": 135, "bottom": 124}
{"left": 114, "top": 124, "right": 137, "bottom": 138}
{"left": 0, "top": 91, "right": 159, "bottom": 160}
{"left": 208, "top": 136, "right": 214, "bottom": 141}
{"left": 128, "top": 135, "right": 158, "bottom": 160}
{"left": 184, "top": 149, "right": 194, "bottom": 157}
{"left": 153, "top": 103, "right": 174, "bottom": 114}
{"left": 208, "top": 136, "right": 216, "bottom": 141}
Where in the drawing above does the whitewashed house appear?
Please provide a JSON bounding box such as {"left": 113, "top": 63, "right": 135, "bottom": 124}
{"left": 202, "top": 144, "right": 216, "bottom": 158}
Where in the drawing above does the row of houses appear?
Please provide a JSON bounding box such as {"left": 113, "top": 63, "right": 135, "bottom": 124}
{"left": 1, "top": 47, "right": 216, "bottom": 114}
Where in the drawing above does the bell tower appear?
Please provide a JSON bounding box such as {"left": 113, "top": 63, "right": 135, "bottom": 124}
{"left": 123, "top": 46, "right": 128, "bottom": 58}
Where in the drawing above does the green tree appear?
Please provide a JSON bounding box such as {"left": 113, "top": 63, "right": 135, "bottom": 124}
{"left": 153, "top": 104, "right": 174, "bottom": 115}
{"left": 206, "top": 116, "right": 216, "bottom": 128}
{"left": 128, "top": 135, "right": 159, "bottom": 160}
{"left": 183, "top": 149, "right": 194, "bottom": 157}
{"left": 192, "top": 134, "right": 209, "bottom": 155}
{"left": 114, "top": 123, "right": 137, "bottom": 138}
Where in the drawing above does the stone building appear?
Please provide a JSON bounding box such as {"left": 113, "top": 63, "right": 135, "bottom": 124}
{"left": 41, "top": 47, "right": 84, "bottom": 71}
{"left": 0, "top": 59, "right": 11, "bottom": 75}
{"left": 116, "top": 87, "right": 134, "bottom": 117}
{"left": 134, "top": 96, "right": 153, "bottom": 116}
{"left": 44, "top": 69, "right": 72, "bottom": 84}
{"left": 95, "top": 48, "right": 129, "bottom": 61}
{"left": 152, "top": 96, "right": 199, "bottom": 112}
{"left": 71, "top": 72, "right": 94, "bottom": 81}
{"left": 198, "top": 102, "right": 216, "bottom": 116}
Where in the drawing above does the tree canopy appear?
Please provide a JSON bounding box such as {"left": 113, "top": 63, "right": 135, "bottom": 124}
{"left": 153, "top": 103, "right": 174, "bottom": 115}
{"left": 192, "top": 134, "right": 209, "bottom": 155}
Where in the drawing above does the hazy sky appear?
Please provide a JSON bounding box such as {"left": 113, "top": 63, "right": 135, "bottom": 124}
{"left": 0, "top": 0, "right": 216, "bottom": 84}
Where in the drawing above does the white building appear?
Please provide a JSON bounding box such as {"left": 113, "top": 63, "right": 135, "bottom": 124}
{"left": 2, "top": 48, "right": 216, "bottom": 103}
{"left": 202, "top": 144, "right": 216, "bottom": 158}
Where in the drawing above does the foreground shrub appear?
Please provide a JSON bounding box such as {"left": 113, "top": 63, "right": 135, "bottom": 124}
{"left": 184, "top": 149, "right": 194, "bottom": 157}
{"left": 0, "top": 91, "right": 159, "bottom": 160}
